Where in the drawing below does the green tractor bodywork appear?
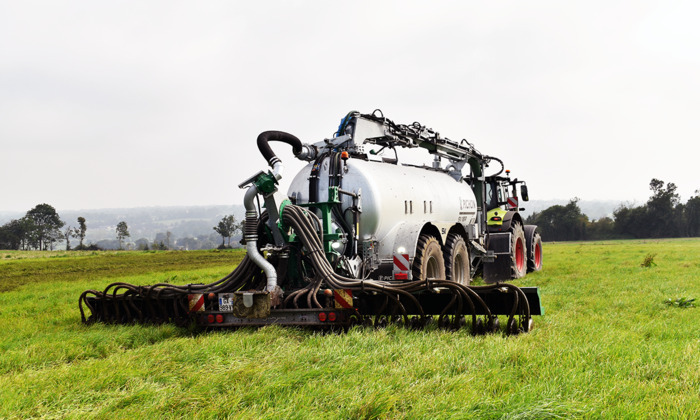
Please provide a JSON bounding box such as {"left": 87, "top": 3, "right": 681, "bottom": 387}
{"left": 487, "top": 207, "right": 507, "bottom": 227}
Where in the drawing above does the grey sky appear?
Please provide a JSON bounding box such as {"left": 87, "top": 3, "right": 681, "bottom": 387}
{"left": 2, "top": 1, "right": 699, "bottom": 212}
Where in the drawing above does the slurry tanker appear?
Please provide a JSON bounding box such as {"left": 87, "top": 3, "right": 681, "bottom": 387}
{"left": 80, "top": 110, "right": 543, "bottom": 334}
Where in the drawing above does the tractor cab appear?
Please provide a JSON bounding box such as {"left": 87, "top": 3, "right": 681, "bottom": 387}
{"left": 485, "top": 171, "right": 529, "bottom": 227}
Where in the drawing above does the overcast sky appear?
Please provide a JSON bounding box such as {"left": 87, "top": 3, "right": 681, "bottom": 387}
{"left": 2, "top": 1, "right": 699, "bottom": 212}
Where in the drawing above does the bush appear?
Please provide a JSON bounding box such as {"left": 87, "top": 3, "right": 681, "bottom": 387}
{"left": 640, "top": 253, "right": 657, "bottom": 268}
{"left": 73, "top": 244, "right": 102, "bottom": 251}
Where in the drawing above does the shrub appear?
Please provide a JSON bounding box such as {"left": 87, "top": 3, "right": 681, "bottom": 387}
{"left": 640, "top": 253, "right": 657, "bottom": 267}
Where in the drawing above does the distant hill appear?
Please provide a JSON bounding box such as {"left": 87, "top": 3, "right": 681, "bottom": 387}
{"left": 519, "top": 199, "right": 629, "bottom": 221}
{"left": 2, "top": 200, "right": 626, "bottom": 245}
{"left": 1, "top": 205, "right": 246, "bottom": 244}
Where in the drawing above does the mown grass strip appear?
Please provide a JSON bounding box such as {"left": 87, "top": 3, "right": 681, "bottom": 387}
{"left": 0, "top": 249, "right": 245, "bottom": 293}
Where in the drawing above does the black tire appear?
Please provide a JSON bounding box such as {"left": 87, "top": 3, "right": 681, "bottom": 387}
{"left": 511, "top": 222, "right": 527, "bottom": 279}
{"left": 527, "top": 232, "right": 543, "bottom": 272}
{"left": 444, "top": 234, "right": 471, "bottom": 285}
{"left": 412, "top": 235, "right": 446, "bottom": 281}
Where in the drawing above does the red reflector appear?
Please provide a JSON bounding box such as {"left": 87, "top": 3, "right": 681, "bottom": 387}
{"left": 216, "top": 314, "right": 224, "bottom": 323}
{"left": 491, "top": 217, "right": 502, "bottom": 221}
{"left": 207, "top": 314, "right": 215, "bottom": 323}
{"left": 394, "top": 272, "right": 408, "bottom": 280}
{"left": 328, "top": 312, "right": 337, "bottom": 322}
{"left": 318, "top": 312, "right": 327, "bottom": 322}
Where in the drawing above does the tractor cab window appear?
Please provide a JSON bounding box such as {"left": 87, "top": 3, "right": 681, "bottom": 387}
{"left": 484, "top": 181, "right": 499, "bottom": 210}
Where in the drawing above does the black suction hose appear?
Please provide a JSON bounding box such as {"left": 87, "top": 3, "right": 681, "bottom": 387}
{"left": 257, "top": 131, "right": 303, "bottom": 166}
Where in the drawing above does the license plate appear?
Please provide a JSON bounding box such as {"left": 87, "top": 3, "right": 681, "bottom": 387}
{"left": 218, "top": 293, "right": 234, "bottom": 312}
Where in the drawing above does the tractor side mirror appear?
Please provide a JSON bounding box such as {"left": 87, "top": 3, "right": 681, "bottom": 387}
{"left": 521, "top": 184, "right": 529, "bottom": 201}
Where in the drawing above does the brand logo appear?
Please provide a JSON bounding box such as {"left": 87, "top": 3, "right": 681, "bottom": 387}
{"left": 459, "top": 198, "right": 476, "bottom": 211}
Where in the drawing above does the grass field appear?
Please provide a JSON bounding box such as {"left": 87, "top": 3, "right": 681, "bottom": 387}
{"left": 0, "top": 240, "right": 699, "bottom": 419}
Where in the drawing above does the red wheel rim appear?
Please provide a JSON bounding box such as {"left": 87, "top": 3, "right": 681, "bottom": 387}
{"left": 534, "top": 243, "right": 542, "bottom": 268}
{"left": 515, "top": 238, "right": 525, "bottom": 272}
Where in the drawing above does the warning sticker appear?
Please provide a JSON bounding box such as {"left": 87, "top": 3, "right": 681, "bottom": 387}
{"left": 334, "top": 289, "right": 353, "bottom": 309}
{"left": 218, "top": 293, "right": 234, "bottom": 312}
{"left": 393, "top": 253, "right": 410, "bottom": 272}
{"left": 188, "top": 294, "right": 205, "bottom": 313}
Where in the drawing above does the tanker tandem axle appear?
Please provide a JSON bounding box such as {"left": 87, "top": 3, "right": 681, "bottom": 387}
{"left": 79, "top": 111, "right": 543, "bottom": 334}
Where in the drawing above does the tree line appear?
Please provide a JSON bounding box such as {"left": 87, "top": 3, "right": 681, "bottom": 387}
{"left": 0, "top": 204, "right": 241, "bottom": 251}
{"left": 0, "top": 204, "right": 132, "bottom": 250}
{"left": 9, "top": 179, "right": 693, "bottom": 250}
{"left": 526, "top": 179, "right": 700, "bottom": 241}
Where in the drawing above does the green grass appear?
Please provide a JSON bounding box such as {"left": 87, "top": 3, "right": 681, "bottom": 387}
{"left": 1, "top": 241, "right": 699, "bottom": 418}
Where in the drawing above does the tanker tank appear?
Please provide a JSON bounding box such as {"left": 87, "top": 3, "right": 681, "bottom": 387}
{"left": 287, "top": 155, "right": 478, "bottom": 267}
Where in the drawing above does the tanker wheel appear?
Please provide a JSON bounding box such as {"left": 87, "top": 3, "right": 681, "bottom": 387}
{"left": 412, "top": 235, "right": 446, "bottom": 281}
{"left": 444, "top": 233, "right": 471, "bottom": 285}
{"left": 511, "top": 222, "right": 527, "bottom": 279}
{"left": 527, "top": 232, "right": 543, "bottom": 272}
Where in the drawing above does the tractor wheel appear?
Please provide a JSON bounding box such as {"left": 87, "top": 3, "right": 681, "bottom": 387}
{"left": 527, "top": 232, "right": 543, "bottom": 272}
{"left": 412, "top": 235, "right": 446, "bottom": 281}
{"left": 511, "top": 222, "right": 527, "bottom": 279}
{"left": 444, "top": 234, "right": 471, "bottom": 285}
